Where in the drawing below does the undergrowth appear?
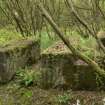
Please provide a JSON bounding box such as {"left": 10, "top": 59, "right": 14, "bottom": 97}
{"left": 16, "top": 67, "right": 41, "bottom": 87}
{"left": 0, "top": 28, "right": 23, "bottom": 46}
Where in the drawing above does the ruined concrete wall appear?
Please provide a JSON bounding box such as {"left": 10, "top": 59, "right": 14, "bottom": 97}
{"left": 40, "top": 53, "right": 73, "bottom": 89}
{"left": 0, "top": 39, "right": 40, "bottom": 83}
{"left": 41, "top": 52, "right": 99, "bottom": 90}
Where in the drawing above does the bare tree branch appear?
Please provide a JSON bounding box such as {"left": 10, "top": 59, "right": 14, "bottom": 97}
{"left": 66, "top": 0, "right": 105, "bottom": 53}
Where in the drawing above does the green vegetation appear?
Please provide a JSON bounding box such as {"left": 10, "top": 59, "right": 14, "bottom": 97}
{"left": 0, "top": 28, "right": 23, "bottom": 46}
{"left": 16, "top": 67, "right": 41, "bottom": 87}
{"left": 0, "top": 27, "right": 100, "bottom": 60}
{"left": 41, "top": 31, "right": 58, "bottom": 50}
{"left": 0, "top": 27, "right": 57, "bottom": 50}
{"left": 56, "top": 91, "right": 72, "bottom": 105}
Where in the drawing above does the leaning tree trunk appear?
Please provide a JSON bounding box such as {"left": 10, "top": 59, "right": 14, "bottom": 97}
{"left": 38, "top": 3, "right": 105, "bottom": 88}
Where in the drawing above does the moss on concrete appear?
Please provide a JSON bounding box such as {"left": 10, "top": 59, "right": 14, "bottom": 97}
{"left": 0, "top": 38, "right": 40, "bottom": 83}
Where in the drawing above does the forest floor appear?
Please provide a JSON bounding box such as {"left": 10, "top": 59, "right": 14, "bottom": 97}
{"left": 0, "top": 80, "right": 105, "bottom": 105}
{"left": 0, "top": 64, "right": 105, "bottom": 105}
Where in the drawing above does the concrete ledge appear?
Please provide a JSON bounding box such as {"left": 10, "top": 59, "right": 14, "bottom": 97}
{"left": 0, "top": 38, "right": 40, "bottom": 83}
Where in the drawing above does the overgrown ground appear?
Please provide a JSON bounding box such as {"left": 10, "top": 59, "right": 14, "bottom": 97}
{"left": 0, "top": 66, "right": 105, "bottom": 105}
{"left": 0, "top": 28, "right": 105, "bottom": 105}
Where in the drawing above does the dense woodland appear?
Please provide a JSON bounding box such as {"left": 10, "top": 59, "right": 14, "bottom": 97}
{"left": 0, "top": 0, "right": 105, "bottom": 105}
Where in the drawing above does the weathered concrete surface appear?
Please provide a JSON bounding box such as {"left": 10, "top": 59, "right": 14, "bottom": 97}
{"left": 0, "top": 38, "right": 40, "bottom": 83}
{"left": 40, "top": 42, "right": 100, "bottom": 90}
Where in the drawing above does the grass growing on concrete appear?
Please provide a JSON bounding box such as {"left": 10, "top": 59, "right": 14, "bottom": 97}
{"left": 0, "top": 27, "right": 57, "bottom": 49}
{"left": 0, "top": 27, "right": 102, "bottom": 60}
{"left": 0, "top": 27, "right": 99, "bottom": 53}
